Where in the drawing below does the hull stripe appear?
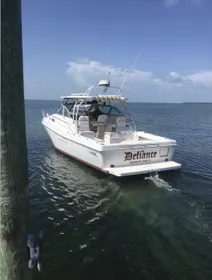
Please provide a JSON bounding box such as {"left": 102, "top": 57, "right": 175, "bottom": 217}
{"left": 54, "top": 146, "right": 108, "bottom": 174}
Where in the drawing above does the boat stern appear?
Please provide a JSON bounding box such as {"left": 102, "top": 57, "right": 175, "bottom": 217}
{"left": 101, "top": 141, "right": 181, "bottom": 177}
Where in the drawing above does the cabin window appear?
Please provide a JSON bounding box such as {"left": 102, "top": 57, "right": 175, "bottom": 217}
{"left": 63, "top": 99, "right": 74, "bottom": 112}
{"left": 63, "top": 98, "right": 73, "bottom": 106}
{"left": 96, "top": 104, "right": 124, "bottom": 117}
{"left": 108, "top": 107, "right": 122, "bottom": 116}
{"left": 98, "top": 105, "right": 111, "bottom": 114}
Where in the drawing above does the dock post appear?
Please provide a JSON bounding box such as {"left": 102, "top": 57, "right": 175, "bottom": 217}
{"left": 1, "top": 0, "right": 30, "bottom": 279}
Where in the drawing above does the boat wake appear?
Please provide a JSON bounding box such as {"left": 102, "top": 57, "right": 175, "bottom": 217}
{"left": 145, "top": 173, "right": 180, "bottom": 192}
{"left": 145, "top": 174, "right": 212, "bottom": 243}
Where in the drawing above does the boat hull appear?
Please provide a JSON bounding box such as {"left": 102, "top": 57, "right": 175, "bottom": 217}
{"left": 43, "top": 125, "right": 181, "bottom": 177}
{"left": 44, "top": 126, "right": 105, "bottom": 171}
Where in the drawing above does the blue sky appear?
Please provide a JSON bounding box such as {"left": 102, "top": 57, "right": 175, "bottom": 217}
{"left": 22, "top": 0, "right": 212, "bottom": 102}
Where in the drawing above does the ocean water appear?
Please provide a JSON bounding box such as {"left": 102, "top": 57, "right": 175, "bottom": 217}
{"left": 26, "top": 100, "right": 212, "bottom": 280}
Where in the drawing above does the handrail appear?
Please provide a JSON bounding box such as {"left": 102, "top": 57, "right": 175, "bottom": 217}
{"left": 75, "top": 100, "right": 84, "bottom": 134}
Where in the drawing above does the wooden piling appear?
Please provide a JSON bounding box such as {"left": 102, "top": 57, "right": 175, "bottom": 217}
{"left": 1, "top": 0, "right": 30, "bottom": 278}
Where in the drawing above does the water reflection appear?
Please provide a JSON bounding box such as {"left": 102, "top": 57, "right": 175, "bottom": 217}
{"left": 29, "top": 148, "right": 212, "bottom": 280}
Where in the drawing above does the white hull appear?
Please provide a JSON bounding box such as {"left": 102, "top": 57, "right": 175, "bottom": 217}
{"left": 42, "top": 116, "right": 181, "bottom": 177}
{"left": 44, "top": 126, "right": 105, "bottom": 172}
{"left": 41, "top": 78, "right": 181, "bottom": 177}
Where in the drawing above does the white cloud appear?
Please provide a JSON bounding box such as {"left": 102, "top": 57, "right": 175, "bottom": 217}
{"left": 66, "top": 59, "right": 153, "bottom": 88}
{"left": 164, "top": 0, "right": 203, "bottom": 7}
{"left": 65, "top": 59, "right": 212, "bottom": 102}
{"left": 187, "top": 72, "right": 212, "bottom": 87}
{"left": 166, "top": 72, "right": 185, "bottom": 83}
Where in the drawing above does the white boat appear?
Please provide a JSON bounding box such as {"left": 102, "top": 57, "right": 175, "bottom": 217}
{"left": 42, "top": 79, "right": 181, "bottom": 177}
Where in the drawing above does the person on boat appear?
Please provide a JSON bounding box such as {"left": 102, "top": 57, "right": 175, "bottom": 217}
{"left": 88, "top": 103, "right": 103, "bottom": 132}
{"left": 89, "top": 103, "right": 103, "bottom": 121}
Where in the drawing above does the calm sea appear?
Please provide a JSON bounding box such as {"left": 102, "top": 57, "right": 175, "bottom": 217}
{"left": 26, "top": 100, "right": 212, "bottom": 280}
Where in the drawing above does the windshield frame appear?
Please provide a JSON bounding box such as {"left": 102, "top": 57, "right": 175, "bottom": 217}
{"left": 60, "top": 98, "right": 136, "bottom": 131}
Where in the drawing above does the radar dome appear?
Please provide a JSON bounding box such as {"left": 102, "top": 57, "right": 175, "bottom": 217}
{"left": 98, "top": 80, "right": 110, "bottom": 87}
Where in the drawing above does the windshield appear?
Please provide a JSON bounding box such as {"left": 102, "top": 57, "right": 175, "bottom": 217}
{"left": 98, "top": 104, "right": 124, "bottom": 117}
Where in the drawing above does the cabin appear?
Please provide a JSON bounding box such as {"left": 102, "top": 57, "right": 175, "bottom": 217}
{"left": 55, "top": 95, "right": 136, "bottom": 143}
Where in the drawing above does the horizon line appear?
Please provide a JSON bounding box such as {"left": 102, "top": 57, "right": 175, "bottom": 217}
{"left": 24, "top": 99, "right": 212, "bottom": 104}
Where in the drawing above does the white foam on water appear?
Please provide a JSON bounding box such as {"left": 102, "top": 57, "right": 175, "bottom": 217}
{"left": 42, "top": 185, "right": 48, "bottom": 191}
{"left": 46, "top": 191, "right": 53, "bottom": 195}
{"left": 67, "top": 214, "right": 74, "bottom": 218}
{"left": 80, "top": 244, "right": 87, "bottom": 249}
{"left": 145, "top": 174, "right": 179, "bottom": 192}
{"left": 68, "top": 202, "right": 74, "bottom": 205}
{"left": 86, "top": 216, "right": 100, "bottom": 225}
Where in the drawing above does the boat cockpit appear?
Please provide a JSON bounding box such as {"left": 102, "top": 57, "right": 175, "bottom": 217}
{"left": 57, "top": 98, "right": 134, "bottom": 136}
{"left": 55, "top": 80, "right": 137, "bottom": 142}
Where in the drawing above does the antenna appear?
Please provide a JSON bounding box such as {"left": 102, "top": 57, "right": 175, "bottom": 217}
{"left": 120, "top": 52, "right": 141, "bottom": 90}
{"left": 108, "top": 72, "right": 110, "bottom": 86}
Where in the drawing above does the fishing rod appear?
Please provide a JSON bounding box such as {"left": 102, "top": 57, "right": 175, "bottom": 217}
{"left": 120, "top": 52, "right": 141, "bottom": 90}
